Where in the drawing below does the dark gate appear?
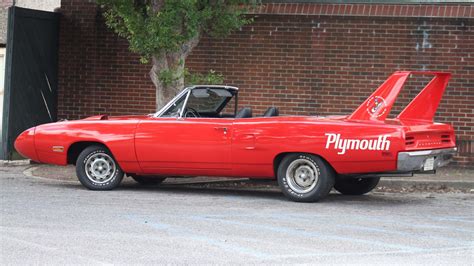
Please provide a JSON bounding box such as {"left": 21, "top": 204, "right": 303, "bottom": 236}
{"left": 1, "top": 7, "right": 59, "bottom": 160}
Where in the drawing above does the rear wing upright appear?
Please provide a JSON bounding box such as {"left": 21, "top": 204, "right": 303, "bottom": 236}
{"left": 347, "top": 71, "right": 451, "bottom": 122}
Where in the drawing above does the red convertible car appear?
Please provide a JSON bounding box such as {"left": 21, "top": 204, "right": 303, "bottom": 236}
{"left": 15, "top": 71, "right": 457, "bottom": 202}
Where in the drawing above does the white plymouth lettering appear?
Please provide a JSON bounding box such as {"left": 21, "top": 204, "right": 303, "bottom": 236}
{"left": 325, "top": 133, "right": 391, "bottom": 155}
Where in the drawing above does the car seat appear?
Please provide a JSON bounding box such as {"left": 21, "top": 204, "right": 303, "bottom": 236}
{"left": 235, "top": 107, "right": 252, "bottom": 118}
{"left": 263, "top": 107, "right": 279, "bottom": 117}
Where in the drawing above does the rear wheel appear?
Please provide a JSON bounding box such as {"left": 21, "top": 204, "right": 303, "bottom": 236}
{"left": 131, "top": 175, "right": 166, "bottom": 185}
{"left": 334, "top": 176, "right": 380, "bottom": 195}
{"left": 76, "top": 145, "right": 124, "bottom": 190}
{"left": 277, "top": 153, "right": 335, "bottom": 202}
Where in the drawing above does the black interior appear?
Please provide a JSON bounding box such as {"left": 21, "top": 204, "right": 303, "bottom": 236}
{"left": 177, "top": 88, "right": 280, "bottom": 119}
{"left": 194, "top": 106, "right": 280, "bottom": 119}
{"left": 235, "top": 107, "right": 252, "bottom": 118}
{"left": 263, "top": 107, "right": 279, "bottom": 117}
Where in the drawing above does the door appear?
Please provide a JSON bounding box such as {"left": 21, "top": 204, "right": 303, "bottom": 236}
{"left": 1, "top": 7, "right": 59, "bottom": 160}
{"left": 135, "top": 117, "right": 233, "bottom": 176}
{"left": 0, "top": 48, "right": 5, "bottom": 154}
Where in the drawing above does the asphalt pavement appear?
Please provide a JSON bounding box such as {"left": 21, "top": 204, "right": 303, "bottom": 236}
{"left": 0, "top": 165, "right": 473, "bottom": 265}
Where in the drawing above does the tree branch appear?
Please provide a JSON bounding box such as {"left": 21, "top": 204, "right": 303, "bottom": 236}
{"left": 149, "top": 0, "right": 165, "bottom": 13}
{"left": 181, "top": 32, "right": 201, "bottom": 57}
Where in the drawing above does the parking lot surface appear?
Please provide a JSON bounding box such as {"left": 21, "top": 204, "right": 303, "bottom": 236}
{"left": 1, "top": 166, "right": 473, "bottom": 264}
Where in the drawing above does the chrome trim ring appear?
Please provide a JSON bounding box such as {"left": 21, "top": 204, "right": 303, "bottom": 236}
{"left": 85, "top": 153, "right": 116, "bottom": 184}
{"left": 286, "top": 158, "right": 319, "bottom": 194}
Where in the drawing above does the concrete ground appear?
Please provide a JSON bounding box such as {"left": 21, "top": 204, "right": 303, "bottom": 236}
{"left": 0, "top": 164, "right": 473, "bottom": 265}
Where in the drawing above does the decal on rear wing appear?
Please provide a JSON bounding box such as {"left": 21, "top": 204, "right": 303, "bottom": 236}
{"left": 347, "top": 71, "right": 451, "bottom": 122}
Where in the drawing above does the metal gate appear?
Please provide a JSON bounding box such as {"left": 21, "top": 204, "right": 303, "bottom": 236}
{"left": 1, "top": 7, "right": 59, "bottom": 160}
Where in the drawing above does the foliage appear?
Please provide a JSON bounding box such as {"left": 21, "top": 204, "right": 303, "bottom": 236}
{"left": 185, "top": 69, "right": 224, "bottom": 85}
{"left": 159, "top": 68, "right": 224, "bottom": 87}
{"left": 158, "top": 68, "right": 176, "bottom": 86}
{"left": 97, "top": 0, "right": 255, "bottom": 62}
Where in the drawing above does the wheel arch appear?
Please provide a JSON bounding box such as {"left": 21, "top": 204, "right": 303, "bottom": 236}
{"left": 67, "top": 141, "right": 109, "bottom": 165}
{"left": 273, "top": 152, "right": 336, "bottom": 177}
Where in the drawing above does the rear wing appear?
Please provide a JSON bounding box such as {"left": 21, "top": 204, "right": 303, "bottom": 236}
{"left": 347, "top": 71, "right": 451, "bottom": 122}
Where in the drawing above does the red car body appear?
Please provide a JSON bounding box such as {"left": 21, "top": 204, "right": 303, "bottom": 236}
{"left": 15, "top": 71, "right": 457, "bottom": 186}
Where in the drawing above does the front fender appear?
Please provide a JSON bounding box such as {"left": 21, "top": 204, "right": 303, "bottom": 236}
{"left": 34, "top": 120, "right": 140, "bottom": 172}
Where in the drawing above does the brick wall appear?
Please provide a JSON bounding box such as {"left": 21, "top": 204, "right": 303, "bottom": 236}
{"left": 58, "top": 0, "right": 155, "bottom": 117}
{"left": 57, "top": 1, "right": 473, "bottom": 166}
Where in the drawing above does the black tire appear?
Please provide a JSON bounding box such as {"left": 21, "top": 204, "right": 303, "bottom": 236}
{"left": 334, "top": 176, "right": 380, "bottom": 195}
{"left": 277, "top": 153, "right": 335, "bottom": 202}
{"left": 131, "top": 175, "right": 166, "bottom": 185}
{"left": 76, "top": 145, "right": 124, "bottom": 190}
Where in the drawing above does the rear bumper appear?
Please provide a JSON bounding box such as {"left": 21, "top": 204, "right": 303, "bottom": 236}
{"left": 397, "top": 147, "right": 457, "bottom": 172}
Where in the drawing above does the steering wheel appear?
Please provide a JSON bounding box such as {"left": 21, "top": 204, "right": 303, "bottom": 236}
{"left": 185, "top": 107, "right": 200, "bottom": 118}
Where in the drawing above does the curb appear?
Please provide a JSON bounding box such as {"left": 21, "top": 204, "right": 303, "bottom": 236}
{"left": 379, "top": 179, "right": 474, "bottom": 190}
{"left": 0, "top": 160, "right": 30, "bottom": 167}
{"left": 22, "top": 166, "right": 79, "bottom": 184}
{"left": 21, "top": 166, "right": 248, "bottom": 186}
{"left": 177, "top": 179, "right": 474, "bottom": 191}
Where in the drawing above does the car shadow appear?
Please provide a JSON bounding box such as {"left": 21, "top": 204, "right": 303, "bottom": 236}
{"left": 120, "top": 183, "right": 422, "bottom": 205}
{"left": 47, "top": 180, "right": 425, "bottom": 205}
{"left": 121, "top": 182, "right": 287, "bottom": 201}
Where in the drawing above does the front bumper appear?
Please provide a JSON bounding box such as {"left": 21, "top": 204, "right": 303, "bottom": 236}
{"left": 397, "top": 147, "right": 457, "bottom": 172}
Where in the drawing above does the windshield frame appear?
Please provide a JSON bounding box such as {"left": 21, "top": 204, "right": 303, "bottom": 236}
{"left": 153, "top": 85, "right": 239, "bottom": 118}
{"left": 152, "top": 88, "right": 191, "bottom": 118}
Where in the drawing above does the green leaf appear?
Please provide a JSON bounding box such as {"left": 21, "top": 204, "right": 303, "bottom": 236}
{"left": 98, "top": 0, "right": 256, "bottom": 62}
{"left": 97, "top": 0, "right": 258, "bottom": 89}
{"left": 184, "top": 69, "right": 224, "bottom": 86}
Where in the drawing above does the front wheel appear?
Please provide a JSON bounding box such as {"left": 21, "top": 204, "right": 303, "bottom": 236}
{"left": 76, "top": 145, "right": 124, "bottom": 190}
{"left": 277, "top": 153, "right": 335, "bottom": 202}
{"left": 334, "top": 176, "right": 380, "bottom": 195}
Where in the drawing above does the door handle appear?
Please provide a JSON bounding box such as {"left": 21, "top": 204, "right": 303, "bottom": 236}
{"left": 214, "top": 127, "right": 228, "bottom": 135}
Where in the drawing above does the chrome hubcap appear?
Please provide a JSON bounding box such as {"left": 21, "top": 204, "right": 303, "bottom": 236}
{"left": 286, "top": 158, "right": 319, "bottom": 194}
{"left": 85, "top": 153, "right": 116, "bottom": 184}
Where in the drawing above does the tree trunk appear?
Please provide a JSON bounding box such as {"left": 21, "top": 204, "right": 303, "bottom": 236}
{"left": 149, "top": 35, "right": 200, "bottom": 111}
{"left": 149, "top": 53, "right": 185, "bottom": 110}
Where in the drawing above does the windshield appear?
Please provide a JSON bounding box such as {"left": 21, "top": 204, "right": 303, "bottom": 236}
{"left": 186, "top": 88, "right": 233, "bottom": 113}
{"left": 157, "top": 87, "right": 237, "bottom": 118}
{"left": 161, "top": 92, "right": 187, "bottom": 117}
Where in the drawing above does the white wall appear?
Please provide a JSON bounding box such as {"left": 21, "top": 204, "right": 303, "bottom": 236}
{"left": 1, "top": 0, "right": 61, "bottom": 44}
{"left": 14, "top": 0, "right": 60, "bottom": 12}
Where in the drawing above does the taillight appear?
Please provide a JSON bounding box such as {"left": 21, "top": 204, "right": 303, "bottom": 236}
{"left": 405, "top": 132, "right": 454, "bottom": 149}
{"left": 440, "top": 134, "right": 451, "bottom": 144}
{"left": 405, "top": 135, "right": 415, "bottom": 146}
